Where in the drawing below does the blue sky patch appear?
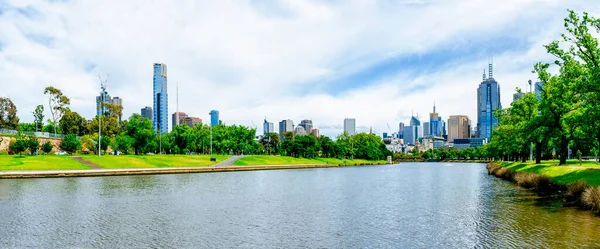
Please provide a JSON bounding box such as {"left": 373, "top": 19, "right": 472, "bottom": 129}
{"left": 24, "top": 33, "right": 54, "bottom": 47}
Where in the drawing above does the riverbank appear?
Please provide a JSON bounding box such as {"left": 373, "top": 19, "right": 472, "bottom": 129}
{"left": 0, "top": 163, "right": 388, "bottom": 179}
{"left": 487, "top": 161, "right": 600, "bottom": 214}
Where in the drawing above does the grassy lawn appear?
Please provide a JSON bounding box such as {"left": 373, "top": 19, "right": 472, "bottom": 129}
{"left": 497, "top": 160, "right": 600, "bottom": 186}
{"left": 81, "top": 155, "right": 231, "bottom": 169}
{"left": 0, "top": 155, "right": 91, "bottom": 170}
{"left": 233, "top": 155, "right": 387, "bottom": 166}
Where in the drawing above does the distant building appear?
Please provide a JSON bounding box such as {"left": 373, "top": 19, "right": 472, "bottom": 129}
{"left": 535, "top": 81, "right": 544, "bottom": 100}
{"left": 263, "top": 118, "right": 274, "bottom": 135}
{"left": 172, "top": 112, "right": 187, "bottom": 129}
{"left": 477, "top": 60, "right": 502, "bottom": 140}
{"left": 344, "top": 118, "right": 356, "bottom": 136}
{"left": 453, "top": 138, "right": 487, "bottom": 150}
{"left": 383, "top": 132, "right": 388, "bottom": 138}
{"left": 153, "top": 63, "right": 169, "bottom": 134}
{"left": 422, "top": 122, "right": 430, "bottom": 137}
{"left": 279, "top": 119, "right": 294, "bottom": 136}
{"left": 429, "top": 103, "right": 442, "bottom": 136}
{"left": 111, "top": 97, "right": 123, "bottom": 121}
{"left": 141, "top": 106, "right": 153, "bottom": 123}
{"left": 404, "top": 115, "right": 421, "bottom": 145}
{"left": 513, "top": 92, "right": 525, "bottom": 102}
{"left": 448, "top": 115, "right": 471, "bottom": 143}
{"left": 398, "top": 122, "right": 405, "bottom": 139}
{"left": 311, "top": 128, "right": 320, "bottom": 137}
{"left": 96, "top": 85, "right": 112, "bottom": 117}
{"left": 299, "top": 120, "right": 313, "bottom": 134}
{"left": 209, "top": 110, "right": 219, "bottom": 126}
{"left": 183, "top": 117, "right": 202, "bottom": 128}
{"left": 294, "top": 126, "right": 307, "bottom": 135}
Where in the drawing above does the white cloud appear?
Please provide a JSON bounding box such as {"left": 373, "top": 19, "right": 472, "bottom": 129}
{"left": 0, "top": 0, "right": 596, "bottom": 138}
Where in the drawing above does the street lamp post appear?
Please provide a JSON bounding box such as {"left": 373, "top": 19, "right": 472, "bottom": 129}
{"left": 528, "top": 79, "right": 533, "bottom": 163}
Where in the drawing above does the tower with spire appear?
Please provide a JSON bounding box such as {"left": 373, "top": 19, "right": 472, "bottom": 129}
{"left": 476, "top": 56, "right": 502, "bottom": 140}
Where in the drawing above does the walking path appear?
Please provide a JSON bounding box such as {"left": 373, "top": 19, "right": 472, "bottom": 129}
{"left": 213, "top": 155, "right": 246, "bottom": 167}
{"left": 71, "top": 157, "right": 103, "bottom": 169}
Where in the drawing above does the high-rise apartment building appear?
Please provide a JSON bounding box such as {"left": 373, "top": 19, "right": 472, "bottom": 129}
{"left": 476, "top": 60, "right": 502, "bottom": 140}
{"left": 344, "top": 118, "right": 356, "bottom": 136}
{"left": 279, "top": 119, "right": 294, "bottom": 136}
{"left": 448, "top": 115, "right": 471, "bottom": 143}
{"left": 110, "top": 97, "right": 123, "bottom": 121}
{"left": 263, "top": 118, "right": 274, "bottom": 135}
{"left": 141, "top": 106, "right": 153, "bottom": 122}
{"left": 96, "top": 85, "right": 111, "bottom": 116}
{"left": 209, "top": 110, "right": 219, "bottom": 126}
{"left": 153, "top": 63, "right": 168, "bottom": 134}
{"left": 299, "top": 120, "right": 313, "bottom": 134}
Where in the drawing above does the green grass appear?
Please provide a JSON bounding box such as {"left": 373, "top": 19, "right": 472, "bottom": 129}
{"left": 496, "top": 160, "right": 600, "bottom": 186}
{"left": 81, "top": 155, "right": 231, "bottom": 169}
{"left": 233, "top": 155, "right": 386, "bottom": 166}
{"left": 0, "top": 155, "right": 91, "bottom": 170}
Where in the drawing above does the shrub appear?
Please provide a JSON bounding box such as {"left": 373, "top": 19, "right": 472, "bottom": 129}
{"left": 41, "top": 141, "right": 53, "bottom": 154}
{"left": 514, "top": 172, "right": 554, "bottom": 192}
{"left": 566, "top": 181, "right": 589, "bottom": 204}
{"left": 582, "top": 186, "right": 600, "bottom": 214}
{"left": 494, "top": 167, "right": 515, "bottom": 181}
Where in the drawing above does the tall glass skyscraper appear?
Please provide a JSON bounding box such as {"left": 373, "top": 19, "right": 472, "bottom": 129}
{"left": 153, "top": 63, "right": 168, "bottom": 134}
{"left": 476, "top": 61, "right": 502, "bottom": 140}
{"left": 209, "top": 110, "right": 219, "bottom": 126}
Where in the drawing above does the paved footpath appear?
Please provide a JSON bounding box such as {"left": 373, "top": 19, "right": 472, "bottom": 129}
{"left": 213, "top": 155, "right": 246, "bottom": 167}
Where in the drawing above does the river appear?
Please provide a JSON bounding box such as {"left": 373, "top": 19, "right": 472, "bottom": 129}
{"left": 1, "top": 163, "right": 599, "bottom": 248}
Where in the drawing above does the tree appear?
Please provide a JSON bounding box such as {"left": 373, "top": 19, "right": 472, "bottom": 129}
{"left": 113, "top": 135, "right": 133, "bottom": 155}
{"left": 95, "top": 135, "right": 111, "bottom": 154}
{"left": 319, "top": 135, "right": 336, "bottom": 158}
{"left": 41, "top": 141, "right": 53, "bottom": 154}
{"left": 0, "top": 97, "right": 19, "bottom": 130}
{"left": 60, "top": 134, "right": 81, "bottom": 154}
{"left": 44, "top": 86, "right": 70, "bottom": 136}
{"left": 259, "top": 132, "right": 281, "bottom": 155}
{"left": 88, "top": 115, "right": 121, "bottom": 138}
{"left": 33, "top": 105, "right": 44, "bottom": 132}
{"left": 25, "top": 135, "right": 39, "bottom": 155}
{"left": 125, "top": 114, "right": 155, "bottom": 155}
{"left": 60, "top": 110, "right": 87, "bottom": 136}
{"left": 9, "top": 135, "right": 27, "bottom": 157}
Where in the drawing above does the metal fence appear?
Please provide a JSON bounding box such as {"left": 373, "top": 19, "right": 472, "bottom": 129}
{"left": 0, "top": 129, "right": 65, "bottom": 139}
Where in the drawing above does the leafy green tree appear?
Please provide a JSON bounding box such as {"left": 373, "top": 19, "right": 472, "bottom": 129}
{"left": 60, "top": 110, "right": 88, "bottom": 136}
{"left": 113, "top": 135, "right": 133, "bottom": 155}
{"left": 124, "top": 114, "right": 155, "bottom": 155}
{"left": 44, "top": 86, "right": 70, "bottom": 136}
{"left": 94, "top": 135, "right": 111, "bottom": 154}
{"left": 0, "top": 97, "right": 19, "bottom": 130}
{"left": 171, "top": 124, "right": 191, "bottom": 154}
{"left": 319, "top": 135, "right": 336, "bottom": 158}
{"left": 25, "top": 135, "right": 39, "bottom": 155}
{"left": 294, "top": 135, "right": 319, "bottom": 158}
{"left": 259, "top": 132, "right": 280, "bottom": 155}
{"left": 33, "top": 105, "right": 44, "bottom": 132}
{"left": 41, "top": 141, "right": 53, "bottom": 154}
{"left": 9, "top": 136, "right": 27, "bottom": 157}
{"left": 60, "top": 134, "right": 81, "bottom": 154}
{"left": 18, "top": 123, "right": 36, "bottom": 132}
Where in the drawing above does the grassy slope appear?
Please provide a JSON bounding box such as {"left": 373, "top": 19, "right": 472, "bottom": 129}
{"left": 0, "top": 155, "right": 90, "bottom": 170}
{"left": 81, "top": 155, "right": 231, "bottom": 169}
{"left": 233, "top": 155, "right": 386, "bottom": 166}
{"left": 498, "top": 160, "right": 600, "bottom": 186}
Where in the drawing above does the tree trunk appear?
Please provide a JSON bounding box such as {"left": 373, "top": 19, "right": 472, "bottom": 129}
{"left": 559, "top": 137, "right": 568, "bottom": 165}
{"left": 535, "top": 142, "right": 542, "bottom": 164}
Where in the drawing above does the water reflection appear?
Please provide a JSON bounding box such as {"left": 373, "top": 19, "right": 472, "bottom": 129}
{"left": 0, "top": 163, "right": 599, "bottom": 248}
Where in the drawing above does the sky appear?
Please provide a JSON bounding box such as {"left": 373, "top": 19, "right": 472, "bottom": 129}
{"left": 0, "top": 0, "right": 598, "bottom": 138}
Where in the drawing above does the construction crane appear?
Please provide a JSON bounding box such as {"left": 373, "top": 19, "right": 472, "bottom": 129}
{"left": 250, "top": 120, "right": 257, "bottom": 129}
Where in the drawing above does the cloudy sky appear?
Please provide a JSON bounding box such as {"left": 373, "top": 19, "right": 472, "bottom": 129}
{"left": 0, "top": 0, "right": 597, "bottom": 137}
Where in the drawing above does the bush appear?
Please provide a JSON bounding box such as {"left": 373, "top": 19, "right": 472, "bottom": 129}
{"left": 60, "top": 134, "right": 81, "bottom": 154}
{"left": 514, "top": 172, "right": 554, "bottom": 192}
{"left": 566, "top": 181, "right": 589, "bottom": 205}
{"left": 41, "top": 141, "right": 53, "bottom": 154}
{"left": 582, "top": 186, "right": 600, "bottom": 214}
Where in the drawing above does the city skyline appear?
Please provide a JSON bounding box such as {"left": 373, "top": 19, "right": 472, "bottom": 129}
{"left": 1, "top": 1, "right": 597, "bottom": 139}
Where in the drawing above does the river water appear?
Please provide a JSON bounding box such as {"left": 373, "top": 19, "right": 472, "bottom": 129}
{"left": 1, "top": 163, "right": 599, "bottom": 248}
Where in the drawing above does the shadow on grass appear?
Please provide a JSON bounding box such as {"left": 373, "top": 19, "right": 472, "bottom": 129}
{"left": 552, "top": 169, "right": 600, "bottom": 186}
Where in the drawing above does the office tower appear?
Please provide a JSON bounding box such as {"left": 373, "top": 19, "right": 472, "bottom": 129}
{"left": 172, "top": 112, "right": 188, "bottom": 129}
{"left": 429, "top": 103, "right": 440, "bottom": 136}
{"left": 404, "top": 115, "right": 421, "bottom": 145}
{"left": 153, "top": 63, "right": 168, "bottom": 134}
{"left": 109, "top": 97, "right": 123, "bottom": 121}
{"left": 423, "top": 122, "right": 430, "bottom": 136}
{"left": 279, "top": 119, "right": 294, "bottom": 136}
{"left": 476, "top": 59, "right": 502, "bottom": 140}
{"left": 311, "top": 129, "right": 320, "bottom": 137}
{"left": 209, "top": 110, "right": 219, "bottom": 126}
{"left": 263, "top": 118, "right": 274, "bottom": 135}
{"left": 448, "top": 115, "right": 471, "bottom": 143}
{"left": 141, "top": 106, "right": 153, "bottom": 122}
{"left": 299, "top": 120, "right": 313, "bottom": 134}
{"left": 183, "top": 117, "right": 202, "bottom": 128}
{"left": 399, "top": 122, "right": 405, "bottom": 139}
{"left": 344, "top": 118, "right": 356, "bottom": 136}
{"left": 439, "top": 118, "right": 447, "bottom": 136}
{"left": 96, "top": 85, "right": 112, "bottom": 116}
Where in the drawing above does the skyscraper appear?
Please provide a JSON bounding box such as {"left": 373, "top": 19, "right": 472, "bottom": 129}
{"left": 299, "top": 120, "right": 313, "bottom": 134}
{"left": 96, "top": 85, "right": 111, "bottom": 116}
{"left": 111, "top": 97, "right": 123, "bottom": 121}
{"left": 209, "top": 110, "right": 219, "bottom": 126}
{"left": 153, "top": 63, "right": 168, "bottom": 134}
{"left": 172, "top": 112, "right": 188, "bottom": 129}
{"left": 279, "top": 119, "right": 294, "bottom": 136}
{"left": 404, "top": 115, "right": 421, "bottom": 145}
{"left": 422, "top": 122, "right": 430, "bottom": 136}
{"left": 344, "top": 118, "right": 356, "bottom": 136}
{"left": 141, "top": 106, "right": 153, "bottom": 122}
{"left": 429, "top": 103, "right": 440, "bottom": 136}
{"left": 448, "top": 115, "right": 471, "bottom": 143}
{"left": 263, "top": 118, "right": 274, "bottom": 135}
{"left": 399, "top": 122, "right": 405, "bottom": 139}
{"left": 476, "top": 60, "right": 502, "bottom": 140}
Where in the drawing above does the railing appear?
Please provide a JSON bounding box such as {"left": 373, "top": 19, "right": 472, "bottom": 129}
{"left": 0, "top": 129, "right": 65, "bottom": 139}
